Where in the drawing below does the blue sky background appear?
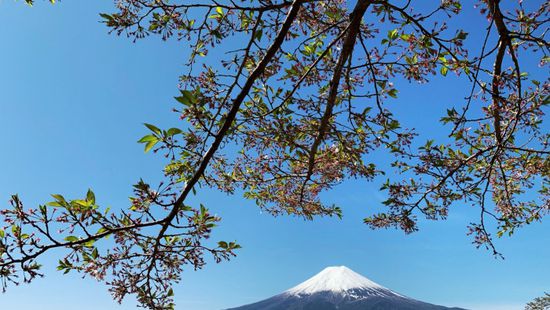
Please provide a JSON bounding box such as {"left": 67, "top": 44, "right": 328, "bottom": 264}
{"left": 0, "top": 1, "right": 548, "bottom": 310}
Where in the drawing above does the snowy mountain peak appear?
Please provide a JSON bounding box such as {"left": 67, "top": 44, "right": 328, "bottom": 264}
{"left": 285, "top": 266, "right": 389, "bottom": 295}
{"left": 227, "top": 266, "right": 468, "bottom": 310}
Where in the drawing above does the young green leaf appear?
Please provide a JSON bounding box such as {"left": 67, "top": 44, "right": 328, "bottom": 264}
{"left": 144, "top": 123, "right": 161, "bottom": 135}
{"left": 144, "top": 140, "right": 158, "bottom": 152}
{"left": 64, "top": 236, "right": 79, "bottom": 243}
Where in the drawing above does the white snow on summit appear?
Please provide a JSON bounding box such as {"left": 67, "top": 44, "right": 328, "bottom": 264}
{"left": 285, "top": 266, "right": 394, "bottom": 296}
{"left": 227, "top": 266, "right": 463, "bottom": 310}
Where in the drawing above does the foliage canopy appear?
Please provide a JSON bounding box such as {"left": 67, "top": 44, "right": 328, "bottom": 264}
{"left": 1, "top": 0, "right": 548, "bottom": 309}
{"left": 525, "top": 293, "right": 550, "bottom": 310}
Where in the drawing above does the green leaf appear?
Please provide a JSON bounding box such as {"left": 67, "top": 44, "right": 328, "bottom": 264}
{"left": 51, "top": 194, "right": 66, "bottom": 202}
{"left": 86, "top": 189, "right": 95, "bottom": 204}
{"left": 48, "top": 194, "right": 68, "bottom": 207}
{"left": 99, "top": 13, "right": 113, "bottom": 22}
{"left": 455, "top": 31, "right": 468, "bottom": 40}
{"left": 47, "top": 201, "right": 62, "bottom": 207}
{"left": 144, "top": 123, "right": 161, "bottom": 135}
{"left": 96, "top": 227, "right": 109, "bottom": 235}
{"left": 144, "top": 140, "right": 158, "bottom": 153}
{"left": 138, "top": 134, "right": 158, "bottom": 143}
{"left": 254, "top": 29, "right": 263, "bottom": 41}
{"left": 92, "top": 247, "right": 99, "bottom": 259}
{"left": 440, "top": 66, "right": 448, "bottom": 76}
{"left": 64, "top": 236, "right": 79, "bottom": 243}
{"left": 72, "top": 199, "right": 90, "bottom": 209}
{"left": 175, "top": 90, "right": 197, "bottom": 106}
{"left": 229, "top": 242, "right": 241, "bottom": 250}
{"left": 0, "top": 229, "right": 4, "bottom": 238}
{"left": 388, "top": 29, "right": 399, "bottom": 40}
{"left": 166, "top": 128, "right": 183, "bottom": 137}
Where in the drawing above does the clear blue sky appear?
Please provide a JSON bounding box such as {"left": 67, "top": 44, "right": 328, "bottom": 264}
{"left": 0, "top": 1, "right": 548, "bottom": 310}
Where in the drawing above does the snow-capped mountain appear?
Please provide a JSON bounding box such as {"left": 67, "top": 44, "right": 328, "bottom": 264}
{"left": 226, "top": 266, "right": 468, "bottom": 310}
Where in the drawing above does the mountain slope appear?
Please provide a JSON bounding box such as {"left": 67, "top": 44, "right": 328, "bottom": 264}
{"left": 226, "top": 266, "right": 467, "bottom": 310}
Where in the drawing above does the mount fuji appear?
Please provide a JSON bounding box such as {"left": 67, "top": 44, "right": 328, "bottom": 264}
{"left": 226, "top": 266, "right": 467, "bottom": 310}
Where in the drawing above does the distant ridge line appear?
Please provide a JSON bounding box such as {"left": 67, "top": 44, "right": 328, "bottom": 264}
{"left": 225, "top": 266, "right": 469, "bottom": 310}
